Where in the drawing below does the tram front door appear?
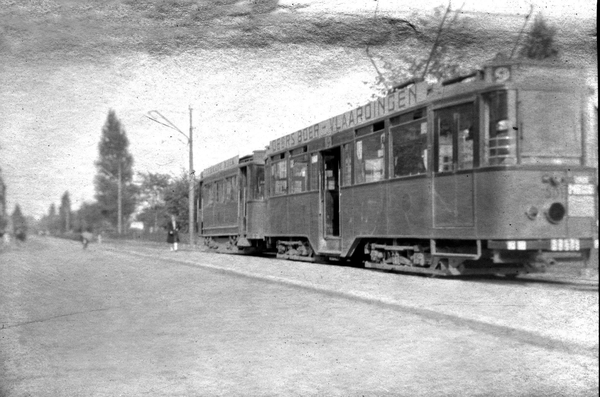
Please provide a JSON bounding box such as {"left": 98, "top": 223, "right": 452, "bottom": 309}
{"left": 319, "top": 147, "right": 341, "bottom": 253}
{"left": 433, "top": 103, "right": 476, "bottom": 228}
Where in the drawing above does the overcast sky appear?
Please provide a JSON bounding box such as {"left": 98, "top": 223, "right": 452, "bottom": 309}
{"left": 0, "top": 0, "right": 596, "bottom": 219}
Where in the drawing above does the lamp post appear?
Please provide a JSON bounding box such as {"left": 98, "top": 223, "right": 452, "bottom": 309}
{"left": 146, "top": 107, "right": 195, "bottom": 247}
{"left": 99, "top": 164, "right": 122, "bottom": 234}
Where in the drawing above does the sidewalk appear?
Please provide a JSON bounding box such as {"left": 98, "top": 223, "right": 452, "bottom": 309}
{"left": 100, "top": 239, "right": 598, "bottom": 357}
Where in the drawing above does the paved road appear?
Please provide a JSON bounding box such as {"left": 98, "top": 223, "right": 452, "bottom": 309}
{"left": 0, "top": 237, "right": 598, "bottom": 396}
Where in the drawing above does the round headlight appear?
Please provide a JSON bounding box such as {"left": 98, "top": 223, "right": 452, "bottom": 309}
{"left": 546, "top": 203, "right": 566, "bottom": 223}
{"left": 526, "top": 206, "right": 539, "bottom": 220}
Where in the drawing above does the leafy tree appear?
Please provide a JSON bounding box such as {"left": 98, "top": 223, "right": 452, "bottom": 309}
{"left": 73, "top": 202, "right": 104, "bottom": 233}
{"left": 163, "top": 171, "right": 195, "bottom": 231}
{"left": 11, "top": 204, "right": 27, "bottom": 241}
{"left": 519, "top": 14, "right": 559, "bottom": 60}
{"left": 364, "top": 5, "right": 477, "bottom": 98}
{"left": 94, "top": 109, "right": 137, "bottom": 232}
{"left": 59, "top": 191, "right": 72, "bottom": 233}
{"left": 136, "top": 172, "right": 172, "bottom": 231}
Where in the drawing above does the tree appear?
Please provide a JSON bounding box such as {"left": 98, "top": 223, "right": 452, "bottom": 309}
{"left": 73, "top": 201, "right": 104, "bottom": 232}
{"left": 136, "top": 172, "right": 172, "bottom": 232}
{"left": 519, "top": 14, "right": 559, "bottom": 60}
{"left": 59, "top": 191, "right": 72, "bottom": 233}
{"left": 94, "top": 109, "right": 136, "bottom": 233}
{"left": 163, "top": 171, "right": 195, "bottom": 232}
{"left": 11, "top": 204, "right": 27, "bottom": 241}
{"left": 364, "top": 5, "right": 477, "bottom": 99}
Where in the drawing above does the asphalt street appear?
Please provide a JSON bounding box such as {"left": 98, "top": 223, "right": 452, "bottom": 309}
{"left": 0, "top": 237, "right": 598, "bottom": 396}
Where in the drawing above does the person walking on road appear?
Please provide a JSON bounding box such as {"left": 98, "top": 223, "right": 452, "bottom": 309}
{"left": 81, "top": 229, "right": 94, "bottom": 249}
{"left": 166, "top": 214, "right": 180, "bottom": 251}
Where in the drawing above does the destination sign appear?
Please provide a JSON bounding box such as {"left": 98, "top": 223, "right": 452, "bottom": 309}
{"left": 201, "top": 155, "right": 239, "bottom": 178}
{"left": 267, "top": 82, "right": 427, "bottom": 155}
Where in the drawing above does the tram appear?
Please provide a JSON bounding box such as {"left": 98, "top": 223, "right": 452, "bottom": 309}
{"left": 199, "top": 58, "right": 598, "bottom": 276}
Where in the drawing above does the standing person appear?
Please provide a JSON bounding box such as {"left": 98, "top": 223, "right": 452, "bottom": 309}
{"left": 166, "top": 214, "right": 180, "bottom": 251}
{"left": 81, "top": 229, "right": 94, "bottom": 249}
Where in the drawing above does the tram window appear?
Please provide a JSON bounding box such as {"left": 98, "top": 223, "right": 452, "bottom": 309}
{"left": 290, "top": 154, "right": 308, "bottom": 193}
{"left": 342, "top": 143, "right": 353, "bottom": 186}
{"left": 270, "top": 158, "right": 288, "bottom": 196}
{"left": 215, "top": 180, "right": 224, "bottom": 203}
{"left": 391, "top": 109, "right": 427, "bottom": 177}
{"left": 225, "top": 176, "right": 237, "bottom": 202}
{"left": 355, "top": 133, "right": 385, "bottom": 183}
{"left": 519, "top": 90, "right": 582, "bottom": 163}
{"left": 483, "top": 90, "right": 516, "bottom": 165}
{"left": 434, "top": 103, "right": 476, "bottom": 172}
{"left": 309, "top": 153, "right": 319, "bottom": 191}
{"left": 356, "top": 120, "right": 385, "bottom": 138}
{"left": 205, "top": 183, "right": 213, "bottom": 206}
{"left": 252, "top": 166, "right": 265, "bottom": 200}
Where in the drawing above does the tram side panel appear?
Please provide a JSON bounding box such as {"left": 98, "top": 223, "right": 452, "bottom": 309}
{"left": 385, "top": 177, "right": 432, "bottom": 238}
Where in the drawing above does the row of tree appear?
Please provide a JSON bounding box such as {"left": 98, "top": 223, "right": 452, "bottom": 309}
{"left": 39, "top": 110, "right": 195, "bottom": 236}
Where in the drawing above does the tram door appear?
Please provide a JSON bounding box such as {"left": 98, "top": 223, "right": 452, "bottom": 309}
{"left": 239, "top": 166, "right": 248, "bottom": 235}
{"left": 433, "top": 103, "right": 476, "bottom": 228}
{"left": 321, "top": 148, "right": 341, "bottom": 238}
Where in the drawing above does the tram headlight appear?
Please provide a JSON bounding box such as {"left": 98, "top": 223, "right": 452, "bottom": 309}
{"left": 525, "top": 206, "right": 539, "bottom": 220}
{"left": 545, "top": 202, "right": 566, "bottom": 224}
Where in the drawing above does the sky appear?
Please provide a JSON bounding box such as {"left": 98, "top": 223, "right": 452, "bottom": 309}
{"left": 0, "top": 0, "right": 596, "bottom": 219}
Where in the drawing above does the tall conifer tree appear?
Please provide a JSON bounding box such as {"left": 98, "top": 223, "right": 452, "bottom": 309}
{"left": 94, "top": 109, "right": 136, "bottom": 232}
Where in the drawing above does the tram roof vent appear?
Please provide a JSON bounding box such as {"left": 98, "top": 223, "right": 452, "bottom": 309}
{"left": 441, "top": 70, "right": 483, "bottom": 86}
{"left": 387, "top": 78, "right": 425, "bottom": 94}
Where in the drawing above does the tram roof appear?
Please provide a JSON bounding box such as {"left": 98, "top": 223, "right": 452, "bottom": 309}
{"left": 265, "top": 58, "right": 589, "bottom": 156}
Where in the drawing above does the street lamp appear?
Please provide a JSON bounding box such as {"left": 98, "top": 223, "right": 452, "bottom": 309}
{"left": 146, "top": 107, "right": 195, "bottom": 247}
{"left": 99, "top": 164, "right": 122, "bottom": 234}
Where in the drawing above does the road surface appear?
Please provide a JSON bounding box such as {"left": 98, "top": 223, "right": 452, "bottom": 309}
{"left": 1, "top": 237, "right": 598, "bottom": 396}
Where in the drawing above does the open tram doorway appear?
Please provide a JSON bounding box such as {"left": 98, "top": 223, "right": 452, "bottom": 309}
{"left": 239, "top": 166, "right": 248, "bottom": 236}
{"left": 321, "top": 147, "right": 341, "bottom": 238}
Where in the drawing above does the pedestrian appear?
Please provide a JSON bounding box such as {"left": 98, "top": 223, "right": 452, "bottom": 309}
{"left": 81, "top": 230, "right": 94, "bottom": 249}
{"left": 166, "top": 214, "right": 180, "bottom": 251}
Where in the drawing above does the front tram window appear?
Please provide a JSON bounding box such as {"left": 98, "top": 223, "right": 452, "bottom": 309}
{"left": 519, "top": 90, "right": 583, "bottom": 164}
{"left": 252, "top": 165, "right": 265, "bottom": 200}
{"left": 483, "top": 90, "right": 517, "bottom": 165}
{"left": 290, "top": 154, "right": 308, "bottom": 193}
{"left": 270, "top": 157, "right": 288, "bottom": 196}
{"left": 434, "top": 103, "right": 476, "bottom": 172}
{"left": 355, "top": 132, "right": 385, "bottom": 183}
{"left": 390, "top": 108, "right": 427, "bottom": 177}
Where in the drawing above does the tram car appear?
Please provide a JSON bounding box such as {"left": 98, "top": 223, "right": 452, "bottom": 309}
{"left": 199, "top": 58, "right": 598, "bottom": 277}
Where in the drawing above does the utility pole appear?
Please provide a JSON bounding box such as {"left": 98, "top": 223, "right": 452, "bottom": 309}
{"left": 188, "top": 106, "right": 195, "bottom": 247}
{"left": 146, "top": 108, "right": 196, "bottom": 247}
